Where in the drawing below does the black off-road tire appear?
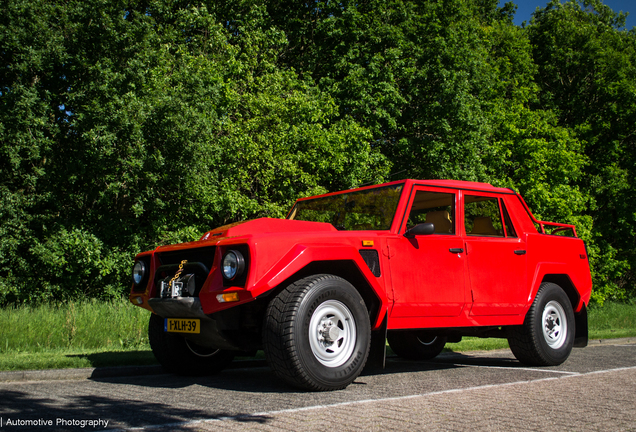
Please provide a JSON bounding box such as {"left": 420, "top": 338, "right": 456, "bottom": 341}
{"left": 387, "top": 331, "right": 447, "bottom": 360}
{"left": 508, "top": 282, "right": 575, "bottom": 366}
{"left": 148, "top": 314, "right": 235, "bottom": 375}
{"left": 262, "top": 274, "right": 371, "bottom": 391}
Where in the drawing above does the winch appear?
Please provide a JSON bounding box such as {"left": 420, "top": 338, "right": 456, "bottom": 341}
{"left": 158, "top": 259, "right": 196, "bottom": 298}
{"left": 159, "top": 273, "right": 196, "bottom": 298}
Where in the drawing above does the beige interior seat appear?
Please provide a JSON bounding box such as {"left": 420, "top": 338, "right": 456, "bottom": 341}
{"left": 425, "top": 211, "right": 452, "bottom": 234}
{"left": 469, "top": 216, "right": 498, "bottom": 236}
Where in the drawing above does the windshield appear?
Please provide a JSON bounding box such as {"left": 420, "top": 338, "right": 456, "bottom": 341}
{"left": 287, "top": 183, "right": 404, "bottom": 230}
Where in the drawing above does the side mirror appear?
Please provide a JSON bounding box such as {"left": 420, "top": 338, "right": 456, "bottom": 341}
{"left": 404, "top": 223, "right": 435, "bottom": 238}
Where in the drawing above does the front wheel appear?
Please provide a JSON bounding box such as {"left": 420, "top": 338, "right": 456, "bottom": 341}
{"left": 508, "top": 282, "right": 575, "bottom": 366}
{"left": 148, "top": 314, "right": 235, "bottom": 375}
{"left": 263, "top": 274, "right": 371, "bottom": 391}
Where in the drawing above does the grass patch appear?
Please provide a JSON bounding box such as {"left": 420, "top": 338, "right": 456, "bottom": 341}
{"left": 0, "top": 349, "right": 158, "bottom": 371}
{"left": 0, "top": 297, "right": 153, "bottom": 371}
{"left": 0, "top": 297, "right": 150, "bottom": 353}
{"left": 444, "top": 337, "right": 510, "bottom": 353}
{"left": 0, "top": 299, "right": 634, "bottom": 371}
{"left": 588, "top": 301, "right": 636, "bottom": 339}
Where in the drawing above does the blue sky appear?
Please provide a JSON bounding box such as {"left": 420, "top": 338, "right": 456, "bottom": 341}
{"left": 499, "top": 0, "right": 635, "bottom": 29}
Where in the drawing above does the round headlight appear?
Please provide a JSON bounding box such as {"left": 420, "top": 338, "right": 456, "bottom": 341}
{"left": 132, "top": 261, "right": 146, "bottom": 285}
{"left": 222, "top": 250, "right": 245, "bottom": 280}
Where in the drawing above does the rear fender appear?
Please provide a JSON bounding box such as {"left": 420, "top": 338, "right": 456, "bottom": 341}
{"left": 530, "top": 264, "right": 587, "bottom": 312}
{"left": 530, "top": 266, "right": 589, "bottom": 347}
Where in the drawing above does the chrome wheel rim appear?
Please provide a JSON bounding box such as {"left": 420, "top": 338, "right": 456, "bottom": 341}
{"left": 542, "top": 300, "right": 567, "bottom": 349}
{"left": 309, "top": 300, "right": 356, "bottom": 367}
{"left": 185, "top": 339, "right": 221, "bottom": 358}
{"left": 416, "top": 335, "right": 438, "bottom": 346}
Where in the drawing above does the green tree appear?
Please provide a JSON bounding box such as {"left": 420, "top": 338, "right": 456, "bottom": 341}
{"left": 0, "top": 0, "right": 387, "bottom": 303}
{"left": 527, "top": 0, "right": 636, "bottom": 301}
{"left": 261, "top": 0, "right": 632, "bottom": 301}
{"left": 484, "top": 16, "right": 591, "bottom": 245}
{"left": 263, "top": 0, "right": 509, "bottom": 181}
{"left": 1, "top": 0, "right": 634, "bottom": 304}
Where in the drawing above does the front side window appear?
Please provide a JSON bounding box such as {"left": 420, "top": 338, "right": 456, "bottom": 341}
{"left": 288, "top": 184, "right": 404, "bottom": 230}
{"left": 406, "top": 190, "right": 455, "bottom": 234}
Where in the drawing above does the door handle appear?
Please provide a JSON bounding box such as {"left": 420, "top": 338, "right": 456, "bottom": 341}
{"left": 514, "top": 250, "right": 526, "bottom": 255}
{"left": 449, "top": 248, "right": 464, "bottom": 254}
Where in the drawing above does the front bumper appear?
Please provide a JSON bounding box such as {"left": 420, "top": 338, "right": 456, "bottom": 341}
{"left": 148, "top": 297, "right": 239, "bottom": 351}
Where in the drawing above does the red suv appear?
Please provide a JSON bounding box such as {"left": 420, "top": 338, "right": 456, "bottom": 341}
{"left": 130, "top": 180, "right": 592, "bottom": 391}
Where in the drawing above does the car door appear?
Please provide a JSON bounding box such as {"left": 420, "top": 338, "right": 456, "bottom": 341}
{"left": 462, "top": 192, "right": 527, "bottom": 316}
{"left": 388, "top": 186, "right": 466, "bottom": 320}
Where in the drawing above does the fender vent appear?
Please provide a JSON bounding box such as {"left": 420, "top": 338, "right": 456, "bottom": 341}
{"left": 359, "top": 250, "right": 381, "bottom": 277}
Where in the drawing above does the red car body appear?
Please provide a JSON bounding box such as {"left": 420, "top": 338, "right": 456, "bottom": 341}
{"left": 130, "top": 179, "right": 592, "bottom": 390}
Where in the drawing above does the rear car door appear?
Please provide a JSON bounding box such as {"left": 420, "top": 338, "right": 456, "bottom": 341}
{"left": 462, "top": 192, "right": 527, "bottom": 316}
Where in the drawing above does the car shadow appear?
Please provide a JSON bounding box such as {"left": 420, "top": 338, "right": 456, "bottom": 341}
{"left": 0, "top": 351, "right": 531, "bottom": 430}
{"left": 72, "top": 347, "right": 524, "bottom": 390}
{"left": 430, "top": 350, "right": 522, "bottom": 367}
{"left": 0, "top": 389, "right": 272, "bottom": 431}
{"left": 88, "top": 350, "right": 522, "bottom": 393}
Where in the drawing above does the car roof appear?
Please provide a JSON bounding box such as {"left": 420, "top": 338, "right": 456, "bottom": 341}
{"left": 295, "top": 179, "right": 514, "bottom": 202}
{"left": 409, "top": 179, "right": 514, "bottom": 194}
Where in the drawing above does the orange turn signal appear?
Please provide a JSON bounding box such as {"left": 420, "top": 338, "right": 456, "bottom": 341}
{"left": 362, "top": 240, "right": 374, "bottom": 247}
{"left": 216, "top": 292, "right": 240, "bottom": 303}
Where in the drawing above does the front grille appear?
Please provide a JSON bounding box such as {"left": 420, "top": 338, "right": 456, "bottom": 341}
{"left": 157, "top": 246, "right": 216, "bottom": 269}
{"left": 154, "top": 246, "right": 216, "bottom": 298}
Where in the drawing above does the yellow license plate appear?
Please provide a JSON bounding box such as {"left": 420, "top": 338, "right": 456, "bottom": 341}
{"left": 165, "top": 318, "right": 200, "bottom": 334}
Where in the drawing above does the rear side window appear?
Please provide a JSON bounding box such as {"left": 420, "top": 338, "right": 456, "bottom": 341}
{"left": 464, "top": 195, "right": 504, "bottom": 237}
{"left": 500, "top": 200, "right": 517, "bottom": 238}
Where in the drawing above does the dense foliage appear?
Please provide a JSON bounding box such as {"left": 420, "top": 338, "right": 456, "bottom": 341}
{"left": 1, "top": 0, "right": 634, "bottom": 304}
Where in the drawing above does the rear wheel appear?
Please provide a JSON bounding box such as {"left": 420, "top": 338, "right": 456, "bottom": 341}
{"left": 148, "top": 314, "right": 235, "bottom": 375}
{"left": 388, "top": 331, "right": 447, "bottom": 360}
{"left": 508, "top": 282, "right": 575, "bottom": 366}
{"left": 263, "top": 274, "right": 371, "bottom": 391}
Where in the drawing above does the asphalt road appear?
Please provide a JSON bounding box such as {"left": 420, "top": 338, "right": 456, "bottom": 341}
{"left": 1, "top": 340, "right": 635, "bottom": 431}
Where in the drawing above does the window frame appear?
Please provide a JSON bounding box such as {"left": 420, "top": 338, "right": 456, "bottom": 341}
{"left": 461, "top": 192, "right": 520, "bottom": 238}
{"left": 399, "top": 186, "right": 458, "bottom": 236}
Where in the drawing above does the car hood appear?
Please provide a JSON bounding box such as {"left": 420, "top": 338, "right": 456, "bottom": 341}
{"left": 200, "top": 218, "right": 337, "bottom": 241}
